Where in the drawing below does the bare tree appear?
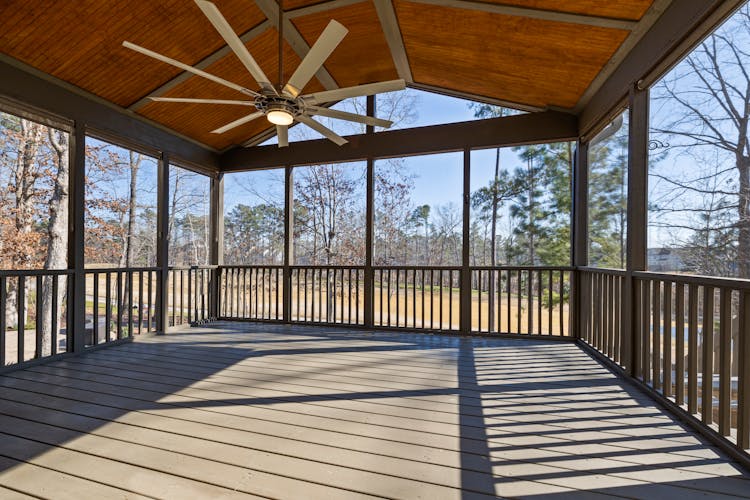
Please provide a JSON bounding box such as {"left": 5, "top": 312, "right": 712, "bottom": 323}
{"left": 40, "top": 128, "right": 69, "bottom": 355}
{"left": 650, "top": 6, "right": 750, "bottom": 277}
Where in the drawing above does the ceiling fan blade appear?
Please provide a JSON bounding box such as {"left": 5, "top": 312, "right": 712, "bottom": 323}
{"left": 301, "top": 79, "right": 406, "bottom": 105}
{"left": 149, "top": 97, "right": 255, "bottom": 106}
{"left": 306, "top": 106, "right": 393, "bottom": 128}
{"left": 194, "top": 0, "right": 276, "bottom": 94}
{"left": 211, "top": 111, "right": 265, "bottom": 134}
{"left": 282, "top": 20, "right": 348, "bottom": 98}
{"left": 123, "top": 41, "right": 260, "bottom": 97}
{"left": 296, "top": 115, "right": 348, "bottom": 146}
{"left": 277, "top": 124, "right": 289, "bottom": 148}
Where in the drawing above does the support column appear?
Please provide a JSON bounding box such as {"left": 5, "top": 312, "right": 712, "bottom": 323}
{"left": 155, "top": 152, "right": 169, "bottom": 333}
{"left": 68, "top": 124, "right": 86, "bottom": 352}
{"left": 460, "top": 148, "right": 472, "bottom": 334}
{"left": 626, "top": 84, "right": 650, "bottom": 376}
{"left": 283, "top": 166, "right": 294, "bottom": 323}
{"left": 209, "top": 173, "right": 224, "bottom": 319}
{"left": 571, "top": 140, "right": 589, "bottom": 340}
{"left": 364, "top": 95, "right": 375, "bottom": 328}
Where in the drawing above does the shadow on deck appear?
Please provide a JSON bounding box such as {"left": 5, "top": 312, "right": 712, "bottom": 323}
{"left": 0, "top": 321, "right": 747, "bottom": 499}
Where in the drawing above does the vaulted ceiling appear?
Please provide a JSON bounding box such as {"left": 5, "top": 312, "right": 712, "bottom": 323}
{"left": 0, "top": 0, "right": 660, "bottom": 151}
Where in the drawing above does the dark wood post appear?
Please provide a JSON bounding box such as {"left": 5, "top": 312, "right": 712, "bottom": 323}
{"left": 626, "top": 84, "right": 650, "bottom": 376}
{"left": 209, "top": 173, "right": 224, "bottom": 319}
{"left": 572, "top": 140, "right": 589, "bottom": 341}
{"left": 69, "top": 123, "right": 86, "bottom": 353}
{"left": 460, "top": 148, "right": 472, "bottom": 334}
{"left": 283, "top": 166, "right": 293, "bottom": 323}
{"left": 155, "top": 152, "right": 170, "bottom": 333}
{"left": 364, "top": 95, "right": 375, "bottom": 328}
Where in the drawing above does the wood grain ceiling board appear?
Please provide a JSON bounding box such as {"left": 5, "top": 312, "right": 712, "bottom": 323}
{"left": 480, "top": 0, "right": 654, "bottom": 22}
{"left": 394, "top": 0, "right": 629, "bottom": 109}
{"left": 291, "top": 1, "right": 399, "bottom": 89}
{"left": 137, "top": 28, "right": 326, "bottom": 150}
{"left": 0, "top": 0, "right": 266, "bottom": 108}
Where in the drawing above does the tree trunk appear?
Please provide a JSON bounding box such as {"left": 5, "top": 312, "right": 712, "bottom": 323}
{"left": 40, "top": 129, "right": 69, "bottom": 355}
{"left": 122, "top": 152, "right": 141, "bottom": 332}
{"left": 6, "top": 120, "right": 44, "bottom": 331}
{"left": 488, "top": 147, "right": 500, "bottom": 332}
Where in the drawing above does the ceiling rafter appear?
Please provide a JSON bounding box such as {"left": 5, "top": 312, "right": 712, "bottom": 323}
{"left": 254, "top": 0, "right": 339, "bottom": 91}
{"left": 286, "top": 0, "right": 369, "bottom": 19}
{"left": 573, "top": 0, "right": 673, "bottom": 113}
{"left": 405, "top": 0, "right": 639, "bottom": 30}
{"left": 128, "top": 20, "right": 272, "bottom": 112}
{"left": 373, "top": 0, "right": 413, "bottom": 82}
{"left": 409, "top": 82, "right": 546, "bottom": 112}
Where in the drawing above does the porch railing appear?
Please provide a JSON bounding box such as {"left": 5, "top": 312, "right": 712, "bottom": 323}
{"left": 85, "top": 267, "right": 159, "bottom": 346}
{"left": 1, "top": 262, "right": 746, "bottom": 461}
{"left": 0, "top": 269, "right": 72, "bottom": 367}
{"left": 219, "top": 265, "right": 283, "bottom": 321}
{"left": 374, "top": 266, "right": 460, "bottom": 331}
{"left": 289, "top": 266, "right": 364, "bottom": 325}
{"left": 582, "top": 267, "right": 750, "bottom": 456}
{"left": 167, "top": 266, "right": 216, "bottom": 326}
{"left": 472, "top": 266, "right": 572, "bottom": 336}
{"left": 579, "top": 268, "right": 626, "bottom": 365}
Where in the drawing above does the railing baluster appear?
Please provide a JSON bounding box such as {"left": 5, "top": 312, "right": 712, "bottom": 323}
{"left": 116, "top": 272, "right": 123, "bottom": 339}
{"left": 147, "top": 270, "right": 153, "bottom": 332}
{"left": 421, "top": 269, "right": 425, "bottom": 329}
{"left": 0, "top": 276, "right": 5, "bottom": 366}
{"left": 51, "top": 275, "right": 58, "bottom": 355}
{"left": 127, "top": 271, "right": 134, "bottom": 336}
{"left": 676, "top": 282, "right": 685, "bottom": 406}
{"left": 653, "top": 280, "right": 661, "bottom": 391}
{"left": 642, "top": 279, "right": 651, "bottom": 385}
{"left": 702, "top": 286, "right": 714, "bottom": 425}
{"left": 738, "top": 289, "right": 750, "bottom": 450}
{"left": 439, "top": 270, "right": 444, "bottom": 331}
{"left": 93, "top": 272, "right": 99, "bottom": 345}
{"left": 663, "top": 281, "right": 672, "bottom": 398}
{"left": 187, "top": 269, "right": 192, "bottom": 324}
{"left": 477, "top": 270, "right": 482, "bottom": 333}
{"left": 35, "top": 275, "right": 42, "bottom": 357}
{"left": 688, "top": 284, "right": 699, "bottom": 414}
{"left": 105, "top": 272, "right": 112, "bottom": 342}
{"left": 517, "top": 270, "right": 522, "bottom": 334}
{"left": 138, "top": 270, "right": 144, "bottom": 335}
{"left": 507, "top": 270, "right": 512, "bottom": 334}
{"left": 449, "top": 270, "right": 454, "bottom": 331}
{"left": 718, "top": 288, "right": 731, "bottom": 436}
{"left": 548, "top": 270, "right": 553, "bottom": 336}
{"left": 17, "top": 276, "right": 25, "bottom": 363}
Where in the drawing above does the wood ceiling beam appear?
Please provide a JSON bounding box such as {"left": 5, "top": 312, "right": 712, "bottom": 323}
{"left": 408, "top": 82, "right": 546, "bottom": 112}
{"left": 286, "top": 0, "right": 368, "bottom": 19}
{"left": 405, "top": 0, "right": 639, "bottom": 31}
{"left": 221, "top": 110, "right": 577, "bottom": 170}
{"left": 573, "top": 0, "right": 672, "bottom": 115}
{"left": 128, "top": 20, "right": 272, "bottom": 112}
{"left": 254, "top": 0, "right": 339, "bottom": 90}
{"left": 579, "top": 0, "right": 747, "bottom": 135}
{"left": 0, "top": 54, "right": 219, "bottom": 169}
{"left": 373, "top": 0, "right": 413, "bottom": 82}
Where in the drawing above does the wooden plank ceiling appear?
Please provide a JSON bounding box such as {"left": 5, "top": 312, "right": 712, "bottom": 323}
{"left": 0, "top": 0, "right": 656, "bottom": 151}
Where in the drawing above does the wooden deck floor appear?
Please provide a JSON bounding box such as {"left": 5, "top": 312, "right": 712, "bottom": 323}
{"left": 0, "top": 322, "right": 748, "bottom": 499}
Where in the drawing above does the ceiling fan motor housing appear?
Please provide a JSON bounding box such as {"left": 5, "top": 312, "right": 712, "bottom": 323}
{"left": 257, "top": 96, "right": 301, "bottom": 117}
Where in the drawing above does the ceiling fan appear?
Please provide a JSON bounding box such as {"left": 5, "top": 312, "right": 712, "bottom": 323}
{"left": 123, "top": 0, "right": 405, "bottom": 147}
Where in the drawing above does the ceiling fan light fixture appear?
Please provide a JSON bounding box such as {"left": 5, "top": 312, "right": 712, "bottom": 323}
{"left": 267, "top": 109, "right": 294, "bottom": 126}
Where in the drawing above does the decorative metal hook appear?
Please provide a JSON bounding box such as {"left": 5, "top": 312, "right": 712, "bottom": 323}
{"left": 648, "top": 139, "right": 669, "bottom": 150}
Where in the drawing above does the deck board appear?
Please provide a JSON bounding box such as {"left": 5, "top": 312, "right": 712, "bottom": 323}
{"left": 0, "top": 322, "right": 748, "bottom": 499}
